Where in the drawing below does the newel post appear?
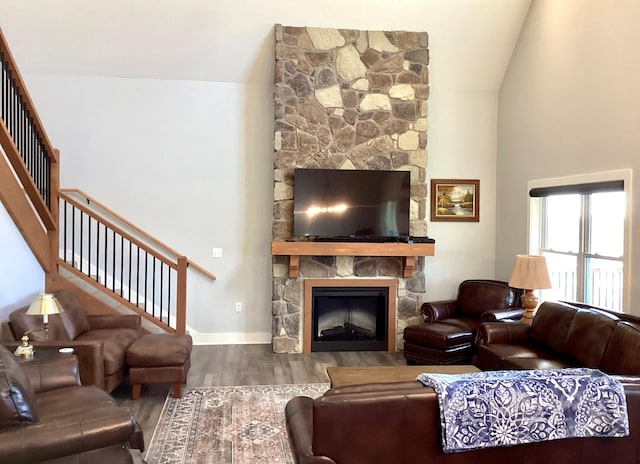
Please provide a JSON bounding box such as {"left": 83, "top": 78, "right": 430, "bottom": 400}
{"left": 46, "top": 149, "right": 60, "bottom": 291}
{"left": 176, "top": 256, "right": 188, "bottom": 334}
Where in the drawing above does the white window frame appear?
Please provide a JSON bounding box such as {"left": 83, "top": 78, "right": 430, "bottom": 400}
{"left": 527, "top": 169, "right": 632, "bottom": 312}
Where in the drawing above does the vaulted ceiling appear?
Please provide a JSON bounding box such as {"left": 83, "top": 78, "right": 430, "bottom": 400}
{"left": 0, "top": 0, "right": 531, "bottom": 90}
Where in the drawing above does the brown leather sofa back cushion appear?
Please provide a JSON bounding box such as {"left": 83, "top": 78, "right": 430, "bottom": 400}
{"left": 55, "top": 290, "right": 91, "bottom": 339}
{"left": 529, "top": 302, "right": 577, "bottom": 353}
{"left": 457, "top": 280, "right": 517, "bottom": 318}
{"left": 600, "top": 322, "right": 640, "bottom": 375}
{"left": 0, "top": 345, "right": 39, "bottom": 427}
{"left": 561, "top": 308, "right": 618, "bottom": 367}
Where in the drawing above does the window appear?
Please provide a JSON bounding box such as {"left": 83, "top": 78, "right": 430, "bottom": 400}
{"left": 528, "top": 172, "right": 630, "bottom": 312}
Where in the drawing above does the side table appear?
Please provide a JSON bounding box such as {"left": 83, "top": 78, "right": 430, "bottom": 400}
{"left": 10, "top": 347, "right": 80, "bottom": 388}
{"left": 13, "top": 347, "right": 69, "bottom": 364}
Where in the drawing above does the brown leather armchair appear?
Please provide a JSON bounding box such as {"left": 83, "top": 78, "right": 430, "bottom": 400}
{"left": 403, "top": 279, "right": 523, "bottom": 364}
{"left": 6, "top": 289, "right": 142, "bottom": 392}
{"left": 0, "top": 344, "right": 143, "bottom": 463}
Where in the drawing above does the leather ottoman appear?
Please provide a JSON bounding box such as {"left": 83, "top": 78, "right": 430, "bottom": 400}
{"left": 126, "top": 333, "right": 192, "bottom": 399}
{"left": 403, "top": 323, "right": 474, "bottom": 364}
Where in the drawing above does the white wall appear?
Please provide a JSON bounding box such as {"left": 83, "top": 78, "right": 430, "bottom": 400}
{"left": 425, "top": 90, "right": 499, "bottom": 299}
{"left": 1, "top": 0, "right": 531, "bottom": 341}
{"left": 24, "top": 74, "right": 274, "bottom": 338}
{"left": 23, "top": 79, "right": 501, "bottom": 339}
{"left": 0, "top": 202, "right": 44, "bottom": 318}
{"left": 497, "top": 0, "right": 640, "bottom": 312}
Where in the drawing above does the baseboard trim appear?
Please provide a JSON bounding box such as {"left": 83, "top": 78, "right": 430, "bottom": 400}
{"left": 188, "top": 331, "right": 272, "bottom": 345}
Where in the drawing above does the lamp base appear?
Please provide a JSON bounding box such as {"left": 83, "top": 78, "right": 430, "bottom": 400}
{"left": 14, "top": 344, "right": 34, "bottom": 358}
{"left": 15, "top": 333, "right": 34, "bottom": 358}
{"left": 520, "top": 289, "right": 539, "bottom": 324}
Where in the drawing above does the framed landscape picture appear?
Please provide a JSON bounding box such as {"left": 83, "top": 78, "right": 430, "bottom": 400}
{"left": 430, "top": 179, "right": 480, "bottom": 222}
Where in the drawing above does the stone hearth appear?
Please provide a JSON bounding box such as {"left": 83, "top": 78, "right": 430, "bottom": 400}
{"left": 271, "top": 25, "right": 430, "bottom": 353}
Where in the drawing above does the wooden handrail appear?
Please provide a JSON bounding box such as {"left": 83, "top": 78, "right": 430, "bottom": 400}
{"left": 58, "top": 192, "right": 192, "bottom": 333}
{"left": 0, "top": 148, "right": 51, "bottom": 271}
{"left": 59, "top": 191, "right": 178, "bottom": 269}
{"left": 0, "top": 116, "right": 57, "bottom": 230}
{"left": 0, "top": 27, "right": 57, "bottom": 230}
{"left": 0, "top": 28, "right": 58, "bottom": 163}
{"left": 61, "top": 188, "right": 216, "bottom": 280}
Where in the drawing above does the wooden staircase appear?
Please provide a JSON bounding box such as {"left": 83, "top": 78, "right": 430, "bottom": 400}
{"left": 0, "top": 28, "right": 214, "bottom": 332}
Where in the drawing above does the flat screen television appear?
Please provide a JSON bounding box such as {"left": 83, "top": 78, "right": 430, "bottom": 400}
{"left": 293, "top": 168, "right": 411, "bottom": 240}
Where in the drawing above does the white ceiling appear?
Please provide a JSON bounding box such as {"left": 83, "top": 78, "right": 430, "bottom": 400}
{"left": 0, "top": 0, "right": 531, "bottom": 90}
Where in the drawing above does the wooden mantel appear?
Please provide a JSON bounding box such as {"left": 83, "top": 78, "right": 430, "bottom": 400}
{"left": 271, "top": 241, "right": 435, "bottom": 278}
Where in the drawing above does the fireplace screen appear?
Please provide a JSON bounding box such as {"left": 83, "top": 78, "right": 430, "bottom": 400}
{"left": 311, "top": 286, "right": 388, "bottom": 352}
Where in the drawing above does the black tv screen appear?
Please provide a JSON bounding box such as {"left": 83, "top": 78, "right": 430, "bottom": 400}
{"left": 293, "top": 169, "right": 410, "bottom": 239}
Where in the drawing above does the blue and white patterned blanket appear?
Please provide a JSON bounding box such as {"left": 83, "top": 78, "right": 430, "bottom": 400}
{"left": 417, "top": 368, "right": 629, "bottom": 453}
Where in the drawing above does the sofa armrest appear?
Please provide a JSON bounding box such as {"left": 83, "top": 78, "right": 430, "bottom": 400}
{"left": 0, "top": 393, "right": 137, "bottom": 463}
{"left": 480, "top": 308, "right": 525, "bottom": 322}
{"left": 476, "top": 322, "right": 531, "bottom": 345}
{"left": 285, "top": 397, "right": 338, "bottom": 464}
{"left": 421, "top": 300, "right": 457, "bottom": 322}
{"left": 22, "top": 340, "right": 106, "bottom": 390}
{"left": 88, "top": 314, "right": 141, "bottom": 331}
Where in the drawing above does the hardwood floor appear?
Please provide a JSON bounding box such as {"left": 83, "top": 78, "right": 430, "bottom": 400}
{"left": 111, "top": 344, "right": 406, "bottom": 462}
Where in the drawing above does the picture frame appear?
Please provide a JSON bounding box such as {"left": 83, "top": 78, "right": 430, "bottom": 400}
{"left": 430, "top": 179, "right": 480, "bottom": 222}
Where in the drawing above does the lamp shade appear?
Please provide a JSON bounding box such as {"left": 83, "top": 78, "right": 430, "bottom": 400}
{"left": 508, "top": 254, "right": 552, "bottom": 290}
{"left": 26, "top": 293, "right": 63, "bottom": 317}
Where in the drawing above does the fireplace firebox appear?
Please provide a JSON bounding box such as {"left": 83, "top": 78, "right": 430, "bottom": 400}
{"left": 311, "top": 286, "right": 389, "bottom": 352}
{"left": 303, "top": 279, "right": 397, "bottom": 353}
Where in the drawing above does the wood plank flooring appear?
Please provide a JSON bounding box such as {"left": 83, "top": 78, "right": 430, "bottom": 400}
{"left": 110, "top": 344, "right": 406, "bottom": 463}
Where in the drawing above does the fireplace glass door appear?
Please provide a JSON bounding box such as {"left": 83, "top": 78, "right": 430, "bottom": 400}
{"left": 311, "top": 286, "right": 388, "bottom": 352}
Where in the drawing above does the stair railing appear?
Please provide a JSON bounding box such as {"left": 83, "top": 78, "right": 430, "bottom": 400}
{"left": 0, "top": 27, "right": 215, "bottom": 333}
{"left": 58, "top": 189, "right": 216, "bottom": 333}
{"left": 0, "top": 28, "right": 56, "bottom": 231}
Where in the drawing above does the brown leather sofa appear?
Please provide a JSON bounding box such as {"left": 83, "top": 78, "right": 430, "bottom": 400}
{"left": 6, "top": 289, "right": 142, "bottom": 392}
{"left": 286, "top": 376, "right": 640, "bottom": 464}
{"left": 475, "top": 300, "right": 640, "bottom": 373}
{"left": 403, "top": 279, "right": 523, "bottom": 364}
{"left": 287, "top": 300, "right": 640, "bottom": 463}
{"left": 0, "top": 344, "right": 143, "bottom": 463}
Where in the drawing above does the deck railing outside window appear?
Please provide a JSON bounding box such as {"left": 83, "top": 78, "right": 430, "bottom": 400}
{"left": 542, "top": 259, "right": 623, "bottom": 311}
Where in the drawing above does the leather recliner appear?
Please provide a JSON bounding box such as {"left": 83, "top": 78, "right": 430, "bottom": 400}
{"left": 0, "top": 344, "right": 143, "bottom": 463}
{"left": 403, "top": 279, "right": 523, "bottom": 364}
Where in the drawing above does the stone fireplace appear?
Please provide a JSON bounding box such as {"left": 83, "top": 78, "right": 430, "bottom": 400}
{"left": 271, "top": 25, "right": 430, "bottom": 353}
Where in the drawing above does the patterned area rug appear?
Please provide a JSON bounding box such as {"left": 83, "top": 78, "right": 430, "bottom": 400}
{"left": 145, "top": 383, "right": 329, "bottom": 464}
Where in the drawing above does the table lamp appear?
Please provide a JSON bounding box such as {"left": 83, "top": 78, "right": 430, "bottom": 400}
{"left": 508, "top": 254, "right": 552, "bottom": 324}
{"left": 25, "top": 293, "right": 64, "bottom": 339}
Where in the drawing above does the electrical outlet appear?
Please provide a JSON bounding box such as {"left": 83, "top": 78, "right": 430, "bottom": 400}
{"left": 212, "top": 248, "right": 223, "bottom": 258}
{"left": 235, "top": 302, "right": 242, "bottom": 312}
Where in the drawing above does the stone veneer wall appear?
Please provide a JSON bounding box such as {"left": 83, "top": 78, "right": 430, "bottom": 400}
{"left": 272, "top": 25, "right": 430, "bottom": 353}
